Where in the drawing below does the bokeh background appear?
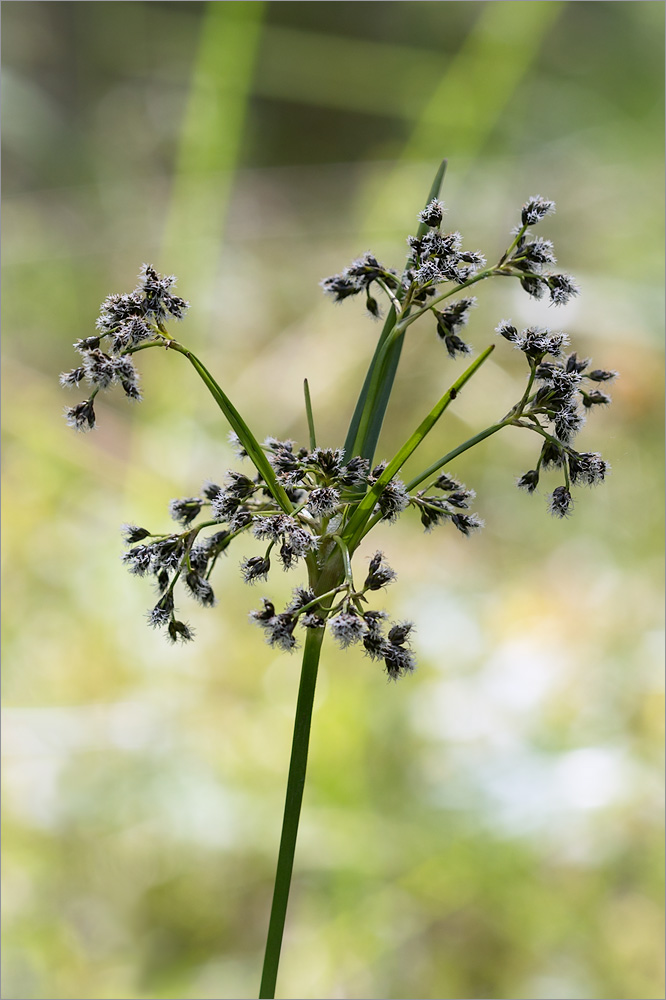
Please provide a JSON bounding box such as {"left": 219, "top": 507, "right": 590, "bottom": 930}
{"left": 2, "top": 3, "right": 664, "bottom": 998}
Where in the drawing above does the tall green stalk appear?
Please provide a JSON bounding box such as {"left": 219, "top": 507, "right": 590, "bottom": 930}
{"left": 260, "top": 550, "right": 344, "bottom": 999}
{"left": 258, "top": 626, "right": 324, "bottom": 1000}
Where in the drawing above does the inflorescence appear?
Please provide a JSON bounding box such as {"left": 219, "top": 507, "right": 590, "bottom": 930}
{"left": 61, "top": 193, "right": 615, "bottom": 678}
{"left": 60, "top": 264, "right": 189, "bottom": 431}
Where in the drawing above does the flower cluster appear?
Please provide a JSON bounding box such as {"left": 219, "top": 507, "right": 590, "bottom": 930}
{"left": 62, "top": 187, "right": 615, "bottom": 678}
{"left": 320, "top": 252, "right": 402, "bottom": 317}
{"left": 320, "top": 191, "right": 613, "bottom": 521}
{"left": 497, "top": 322, "right": 615, "bottom": 516}
{"left": 406, "top": 220, "right": 486, "bottom": 298}
{"left": 118, "top": 432, "right": 479, "bottom": 677}
{"left": 411, "top": 475, "right": 483, "bottom": 534}
{"left": 249, "top": 575, "right": 415, "bottom": 680}
{"left": 322, "top": 199, "right": 486, "bottom": 318}
{"left": 500, "top": 195, "right": 579, "bottom": 305}
{"left": 121, "top": 519, "right": 231, "bottom": 643}
{"left": 60, "top": 264, "right": 188, "bottom": 430}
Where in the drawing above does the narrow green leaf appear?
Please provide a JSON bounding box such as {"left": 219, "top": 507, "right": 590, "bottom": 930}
{"left": 168, "top": 342, "right": 294, "bottom": 514}
{"left": 357, "top": 327, "right": 404, "bottom": 463}
{"left": 342, "top": 344, "right": 494, "bottom": 550}
{"left": 342, "top": 305, "right": 396, "bottom": 461}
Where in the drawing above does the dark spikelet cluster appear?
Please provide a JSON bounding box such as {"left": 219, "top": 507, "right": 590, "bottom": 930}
{"left": 61, "top": 265, "right": 188, "bottom": 430}
{"left": 119, "top": 422, "right": 471, "bottom": 677}
{"left": 326, "top": 190, "right": 611, "bottom": 533}
{"left": 367, "top": 462, "right": 410, "bottom": 522}
{"left": 411, "top": 476, "right": 483, "bottom": 534}
{"left": 497, "top": 322, "right": 614, "bottom": 516}
{"left": 320, "top": 252, "right": 401, "bottom": 317}
{"left": 434, "top": 297, "right": 476, "bottom": 358}
{"left": 246, "top": 573, "right": 414, "bottom": 676}
{"left": 122, "top": 514, "right": 231, "bottom": 642}
{"left": 326, "top": 601, "right": 416, "bottom": 681}
{"left": 405, "top": 200, "right": 486, "bottom": 303}
{"left": 321, "top": 196, "right": 487, "bottom": 320}
{"left": 501, "top": 197, "right": 579, "bottom": 306}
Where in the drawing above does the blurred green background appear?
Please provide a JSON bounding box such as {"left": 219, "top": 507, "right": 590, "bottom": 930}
{"left": 2, "top": 2, "right": 664, "bottom": 998}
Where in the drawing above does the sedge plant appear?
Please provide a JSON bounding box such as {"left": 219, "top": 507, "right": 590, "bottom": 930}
{"left": 60, "top": 161, "right": 615, "bottom": 998}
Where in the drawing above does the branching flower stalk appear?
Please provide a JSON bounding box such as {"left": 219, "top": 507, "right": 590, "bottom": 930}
{"left": 60, "top": 161, "right": 616, "bottom": 998}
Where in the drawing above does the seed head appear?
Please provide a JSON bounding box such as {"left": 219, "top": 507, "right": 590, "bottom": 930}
{"left": 516, "top": 470, "right": 540, "bottom": 493}
{"left": 377, "top": 479, "right": 410, "bottom": 522}
{"left": 582, "top": 389, "right": 612, "bottom": 408}
{"left": 329, "top": 611, "right": 367, "bottom": 649}
{"left": 547, "top": 274, "right": 579, "bottom": 306}
{"left": 147, "top": 592, "right": 174, "bottom": 628}
{"left": 185, "top": 571, "right": 215, "bottom": 607}
{"left": 169, "top": 497, "right": 203, "bottom": 525}
{"left": 549, "top": 486, "right": 573, "bottom": 518}
{"left": 364, "top": 552, "right": 397, "bottom": 591}
{"left": 521, "top": 195, "right": 556, "bottom": 226}
{"left": 167, "top": 619, "right": 195, "bottom": 643}
{"left": 522, "top": 237, "right": 556, "bottom": 267}
{"left": 307, "top": 487, "right": 340, "bottom": 518}
{"left": 241, "top": 556, "right": 271, "bottom": 584}
{"left": 451, "top": 512, "right": 484, "bottom": 536}
{"left": 65, "top": 399, "right": 96, "bottom": 431}
{"left": 122, "top": 524, "right": 152, "bottom": 544}
{"left": 568, "top": 451, "right": 609, "bottom": 487}
{"left": 384, "top": 641, "right": 416, "bottom": 680}
{"left": 418, "top": 198, "right": 446, "bottom": 227}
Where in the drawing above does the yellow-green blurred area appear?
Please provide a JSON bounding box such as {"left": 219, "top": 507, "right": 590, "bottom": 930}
{"left": 2, "top": 1, "right": 664, "bottom": 997}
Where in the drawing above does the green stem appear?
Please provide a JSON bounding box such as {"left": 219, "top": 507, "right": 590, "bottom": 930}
{"left": 404, "top": 364, "right": 540, "bottom": 493}
{"left": 398, "top": 267, "right": 495, "bottom": 330}
{"left": 509, "top": 359, "right": 537, "bottom": 418}
{"left": 331, "top": 534, "right": 354, "bottom": 588}
{"left": 293, "top": 586, "right": 344, "bottom": 619}
{"left": 259, "top": 626, "right": 326, "bottom": 1000}
{"left": 350, "top": 267, "right": 498, "bottom": 458}
{"left": 405, "top": 420, "right": 510, "bottom": 492}
{"left": 375, "top": 277, "right": 403, "bottom": 314}
{"left": 497, "top": 222, "right": 529, "bottom": 266}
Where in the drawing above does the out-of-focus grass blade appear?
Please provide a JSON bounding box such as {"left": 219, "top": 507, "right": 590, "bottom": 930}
{"left": 343, "top": 159, "right": 447, "bottom": 464}
{"left": 359, "top": 3, "right": 564, "bottom": 234}
{"left": 161, "top": 1, "right": 266, "bottom": 287}
{"left": 124, "top": 2, "right": 265, "bottom": 513}
{"left": 342, "top": 344, "right": 494, "bottom": 550}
